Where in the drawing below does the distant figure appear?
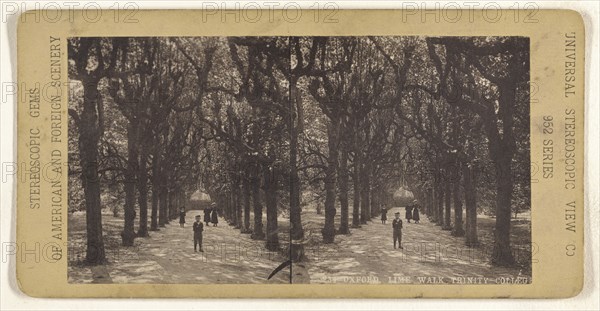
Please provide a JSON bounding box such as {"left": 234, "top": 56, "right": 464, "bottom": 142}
{"left": 203, "top": 206, "right": 212, "bottom": 226}
{"left": 392, "top": 212, "right": 403, "bottom": 249}
{"left": 193, "top": 215, "right": 204, "bottom": 252}
{"left": 179, "top": 208, "right": 186, "bottom": 227}
{"left": 381, "top": 206, "right": 388, "bottom": 224}
{"left": 405, "top": 204, "right": 413, "bottom": 223}
{"left": 211, "top": 204, "right": 219, "bottom": 227}
{"left": 412, "top": 204, "right": 420, "bottom": 224}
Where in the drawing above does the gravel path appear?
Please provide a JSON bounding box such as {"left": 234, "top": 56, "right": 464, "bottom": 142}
{"left": 298, "top": 207, "right": 530, "bottom": 284}
{"left": 68, "top": 211, "right": 289, "bottom": 284}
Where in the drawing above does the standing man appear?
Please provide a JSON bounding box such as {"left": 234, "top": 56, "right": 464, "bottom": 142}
{"left": 392, "top": 212, "right": 403, "bottom": 249}
{"left": 405, "top": 204, "right": 413, "bottom": 223}
{"left": 381, "top": 205, "right": 388, "bottom": 224}
{"left": 179, "top": 207, "right": 186, "bottom": 228}
{"left": 193, "top": 215, "right": 204, "bottom": 252}
{"left": 211, "top": 204, "right": 219, "bottom": 227}
{"left": 412, "top": 201, "right": 420, "bottom": 224}
{"left": 203, "top": 205, "right": 212, "bottom": 227}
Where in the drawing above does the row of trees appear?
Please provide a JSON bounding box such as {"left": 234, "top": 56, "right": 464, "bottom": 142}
{"left": 68, "top": 36, "right": 529, "bottom": 267}
{"left": 69, "top": 37, "right": 297, "bottom": 262}
{"left": 69, "top": 37, "right": 215, "bottom": 261}
{"left": 296, "top": 36, "right": 529, "bottom": 266}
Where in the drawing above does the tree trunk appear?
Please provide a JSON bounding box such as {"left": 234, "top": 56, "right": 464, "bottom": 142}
{"left": 137, "top": 140, "right": 149, "bottom": 237}
{"left": 158, "top": 184, "right": 168, "bottom": 227}
{"left": 242, "top": 175, "right": 251, "bottom": 233}
{"left": 338, "top": 138, "right": 350, "bottom": 234}
{"left": 426, "top": 187, "right": 433, "bottom": 217}
{"left": 264, "top": 164, "right": 279, "bottom": 251}
{"left": 352, "top": 119, "right": 361, "bottom": 228}
{"left": 228, "top": 191, "right": 234, "bottom": 224}
{"left": 150, "top": 188, "right": 159, "bottom": 230}
{"left": 223, "top": 193, "right": 230, "bottom": 224}
{"left": 168, "top": 189, "right": 177, "bottom": 221}
{"left": 452, "top": 161, "right": 464, "bottom": 237}
{"left": 492, "top": 155, "right": 515, "bottom": 266}
{"left": 443, "top": 178, "right": 452, "bottom": 230}
{"left": 160, "top": 127, "right": 171, "bottom": 225}
{"left": 150, "top": 148, "right": 160, "bottom": 231}
{"left": 370, "top": 186, "right": 380, "bottom": 219}
{"left": 436, "top": 174, "right": 444, "bottom": 226}
{"left": 230, "top": 192, "right": 235, "bottom": 224}
{"left": 360, "top": 163, "right": 371, "bottom": 224}
{"left": 235, "top": 176, "right": 243, "bottom": 229}
{"left": 463, "top": 164, "right": 479, "bottom": 246}
{"left": 121, "top": 122, "right": 138, "bottom": 246}
{"left": 431, "top": 180, "right": 440, "bottom": 224}
{"left": 289, "top": 79, "right": 305, "bottom": 261}
{"left": 322, "top": 119, "right": 339, "bottom": 243}
{"left": 250, "top": 162, "right": 264, "bottom": 240}
{"left": 467, "top": 77, "right": 517, "bottom": 265}
{"left": 79, "top": 80, "right": 106, "bottom": 264}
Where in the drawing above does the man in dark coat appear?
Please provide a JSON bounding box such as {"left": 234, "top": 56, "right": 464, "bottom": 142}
{"left": 179, "top": 208, "right": 186, "bottom": 227}
{"left": 392, "top": 212, "right": 403, "bottom": 249}
{"left": 193, "top": 215, "right": 204, "bottom": 252}
{"left": 405, "top": 204, "right": 413, "bottom": 223}
{"left": 203, "top": 206, "right": 212, "bottom": 226}
{"left": 381, "top": 206, "right": 388, "bottom": 224}
{"left": 211, "top": 205, "right": 219, "bottom": 227}
{"left": 412, "top": 201, "right": 420, "bottom": 224}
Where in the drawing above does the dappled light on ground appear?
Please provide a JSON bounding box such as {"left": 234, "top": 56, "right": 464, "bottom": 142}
{"left": 68, "top": 211, "right": 289, "bottom": 284}
{"left": 299, "top": 207, "right": 530, "bottom": 284}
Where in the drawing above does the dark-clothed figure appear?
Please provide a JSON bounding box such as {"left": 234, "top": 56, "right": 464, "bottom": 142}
{"left": 179, "top": 208, "right": 186, "bottom": 228}
{"left": 405, "top": 205, "right": 413, "bottom": 223}
{"left": 211, "top": 207, "right": 219, "bottom": 227}
{"left": 381, "top": 207, "right": 388, "bottom": 224}
{"left": 203, "top": 207, "right": 212, "bottom": 226}
{"left": 392, "top": 212, "right": 403, "bottom": 249}
{"left": 412, "top": 205, "right": 420, "bottom": 223}
{"left": 193, "top": 215, "right": 204, "bottom": 252}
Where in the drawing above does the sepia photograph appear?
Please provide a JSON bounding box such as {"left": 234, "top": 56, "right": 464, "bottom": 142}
{"left": 9, "top": 5, "right": 593, "bottom": 303}
{"left": 66, "top": 36, "right": 531, "bottom": 285}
